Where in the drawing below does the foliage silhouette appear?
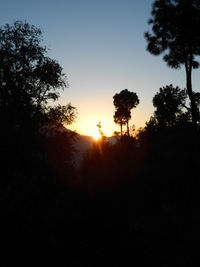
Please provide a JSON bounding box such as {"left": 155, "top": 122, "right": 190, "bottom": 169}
{"left": 152, "top": 84, "right": 188, "bottom": 127}
{"left": 97, "top": 121, "right": 106, "bottom": 140}
{"left": 0, "top": 21, "right": 79, "bottom": 266}
{"left": 0, "top": 21, "right": 67, "bottom": 129}
{"left": 113, "top": 89, "right": 139, "bottom": 136}
{"left": 145, "top": 0, "right": 200, "bottom": 129}
{"left": 0, "top": 21, "right": 77, "bottom": 183}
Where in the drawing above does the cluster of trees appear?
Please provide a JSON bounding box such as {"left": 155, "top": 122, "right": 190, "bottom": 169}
{"left": 0, "top": 21, "right": 79, "bottom": 266}
{"left": 144, "top": 84, "right": 198, "bottom": 131}
{"left": 145, "top": 0, "right": 200, "bottom": 129}
{"left": 113, "top": 83, "right": 198, "bottom": 137}
{"left": 113, "top": 0, "right": 200, "bottom": 136}
{"left": 0, "top": 21, "right": 77, "bottom": 186}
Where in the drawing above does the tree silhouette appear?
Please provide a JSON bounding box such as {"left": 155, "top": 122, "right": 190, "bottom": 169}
{"left": 47, "top": 104, "right": 77, "bottom": 127}
{"left": 97, "top": 121, "right": 105, "bottom": 140}
{"left": 0, "top": 21, "right": 67, "bottom": 133}
{"left": 145, "top": 0, "right": 200, "bottom": 129}
{"left": 0, "top": 21, "right": 77, "bottom": 184}
{"left": 113, "top": 89, "right": 139, "bottom": 136}
{"left": 153, "top": 84, "right": 188, "bottom": 127}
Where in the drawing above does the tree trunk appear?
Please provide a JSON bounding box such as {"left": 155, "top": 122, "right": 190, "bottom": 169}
{"left": 185, "top": 63, "right": 198, "bottom": 130}
{"left": 120, "top": 121, "right": 122, "bottom": 136}
{"left": 126, "top": 119, "right": 129, "bottom": 137}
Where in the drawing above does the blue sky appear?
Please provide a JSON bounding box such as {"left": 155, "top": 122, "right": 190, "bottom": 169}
{"left": 1, "top": 0, "right": 199, "bottom": 136}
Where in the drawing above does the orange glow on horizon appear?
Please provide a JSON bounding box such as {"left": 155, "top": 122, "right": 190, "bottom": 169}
{"left": 68, "top": 115, "right": 116, "bottom": 137}
{"left": 66, "top": 109, "right": 147, "bottom": 138}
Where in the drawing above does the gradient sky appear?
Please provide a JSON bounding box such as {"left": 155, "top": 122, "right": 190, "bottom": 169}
{"left": 1, "top": 0, "right": 200, "bottom": 136}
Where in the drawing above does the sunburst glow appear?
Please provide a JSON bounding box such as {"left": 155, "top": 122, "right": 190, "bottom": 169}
{"left": 68, "top": 115, "right": 115, "bottom": 138}
{"left": 92, "top": 130, "right": 101, "bottom": 141}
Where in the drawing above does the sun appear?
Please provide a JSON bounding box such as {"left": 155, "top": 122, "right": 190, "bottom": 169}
{"left": 92, "top": 130, "right": 101, "bottom": 141}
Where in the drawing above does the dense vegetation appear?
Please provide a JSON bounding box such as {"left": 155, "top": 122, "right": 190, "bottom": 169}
{"left": 1, "top": 2, "right": 200, "bottom": 265}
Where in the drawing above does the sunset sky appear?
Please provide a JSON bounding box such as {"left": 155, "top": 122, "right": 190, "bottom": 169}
{"left": 1, "top": 0, "right": 200, "bottom": 137}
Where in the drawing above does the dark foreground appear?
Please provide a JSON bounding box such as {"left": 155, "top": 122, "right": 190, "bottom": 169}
{"left": 1, "top": 128, "right": 200, "bottom": 267}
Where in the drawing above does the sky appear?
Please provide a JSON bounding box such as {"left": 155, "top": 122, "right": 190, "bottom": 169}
{"left": 1, "top": 0, "right": 200, "bottom": 137}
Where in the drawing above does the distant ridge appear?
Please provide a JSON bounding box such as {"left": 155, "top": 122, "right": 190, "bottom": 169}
{"left": 72, "top": 134, "right": 94, "bottom": 167}
{"left": 72, "top": 133, "right": 119, "bottom": 167}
